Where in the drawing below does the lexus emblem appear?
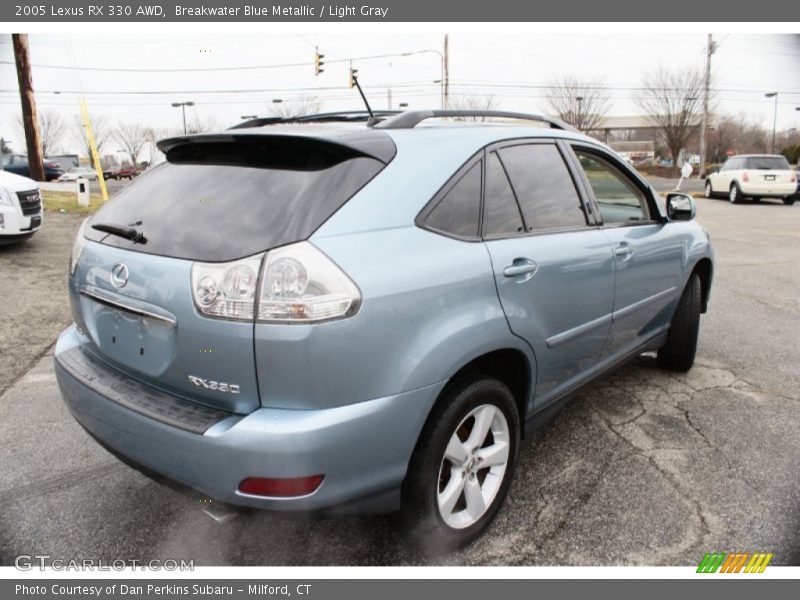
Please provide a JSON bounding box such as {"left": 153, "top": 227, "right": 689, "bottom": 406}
{"left": 110, "top": 263, "right": 129, "bottom": 288}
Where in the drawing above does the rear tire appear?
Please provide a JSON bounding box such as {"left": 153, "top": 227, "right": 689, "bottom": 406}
{"left": 705, "top": 181, "right": 714, "bottom": 199}
{"left": 399, "top": 376, "right": 520, "bottom": 548}
{"left": 729, "top": 183, "right": 742, "bottom": 204}
{"left": 658, "top": 273, "right": 701, "bottom": 372}
{"left": 784, "top": 197, "right": 796, "bottom": 206}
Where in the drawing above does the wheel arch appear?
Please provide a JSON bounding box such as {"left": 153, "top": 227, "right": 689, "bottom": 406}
{"left": 431, "top": 347, "right": 534, "bottom": 438}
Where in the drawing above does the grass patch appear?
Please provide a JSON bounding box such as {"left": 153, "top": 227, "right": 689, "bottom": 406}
{"left": 42, "top": 190, "right": 106, "bottom": 215}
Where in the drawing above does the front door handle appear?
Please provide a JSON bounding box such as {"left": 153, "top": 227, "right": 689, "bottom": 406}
{"left": 503, "top": 258, "right": 538, "bottom": 281}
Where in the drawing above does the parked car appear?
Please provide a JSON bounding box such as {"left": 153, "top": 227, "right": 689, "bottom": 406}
{"left": 705, "top": 154, "right": 797, "bottom": 205}
{"left": 58, "top": 167, "right": 99, "bottom": 182}
{"left": 0, "top": 153, "right": 65, "bottom": 181}
{"left": 55, "top": 110, "right": 714, "bottom": 546}
{"left": 0, "top": 169, "right": 43, "bottom": 243}
{"left": 104, "top": 165, "right": 138, "bottom": 180}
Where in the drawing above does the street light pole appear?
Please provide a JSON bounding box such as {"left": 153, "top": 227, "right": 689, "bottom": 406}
{"left": 401, "top": 49, "right": 445, "bottom": 109}
{"left": 171, "top": 101, "right": 195, "bottom": 134}
{"left": 765, "top": 92, "right": 778, "bottom": 153}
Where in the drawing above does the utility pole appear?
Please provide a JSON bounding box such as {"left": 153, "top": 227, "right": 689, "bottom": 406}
{"left": 12, "top": 34, "right": 44, "bottom": 181}
{"left": 699, "top": 34, "right": 716, "bottom": 179}
{"left": 443, "top": 34, "right": 449, "bottom": 110}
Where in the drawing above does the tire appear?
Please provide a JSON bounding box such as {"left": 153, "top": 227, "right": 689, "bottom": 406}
{"left": 784, "top": 197, "right": 796, "bottom": 206}
{"left": 658, "top": 273, "right": 701, "bottom": 372}
{"left": 752, "top": 197, "right": 761, "bottom": 203}
{"left": 399, "top": 376, "right": 520, "bottom": 548}
{"left": 705, "top": 181, "right": 714, "bottom": 199}
{"left": 729, "top": 182, "right": 742, "bottom": 204}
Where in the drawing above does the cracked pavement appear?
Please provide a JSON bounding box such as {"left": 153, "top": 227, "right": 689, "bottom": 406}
{"left": 1, "top": 196, "right": 798, "bottom": 566}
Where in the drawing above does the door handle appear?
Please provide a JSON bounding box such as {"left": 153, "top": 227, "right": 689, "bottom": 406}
{"left": 503, "top": 258, "right": 538, "bottom": 280}
{"left": 614, "top": 242, "right": 634, "bottom": 259}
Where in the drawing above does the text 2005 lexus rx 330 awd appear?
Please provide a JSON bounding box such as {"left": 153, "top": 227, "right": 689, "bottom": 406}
{"left": 56, "top": 110, "right": 713, "bottom": 546}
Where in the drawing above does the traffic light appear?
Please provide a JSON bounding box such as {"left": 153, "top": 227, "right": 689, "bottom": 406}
{"left": 348, "top": 66, "right": 358, "bottom": 89}
{"left": 314, "top": 47, "right": 325, "bottom": 76}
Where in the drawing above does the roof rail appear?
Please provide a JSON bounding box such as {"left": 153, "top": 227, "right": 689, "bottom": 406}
{"left": 229, "top": 110, "right": 402, "bottom": 130}
{"left": 373, "top": 110, "right": 577, "bottom": 132}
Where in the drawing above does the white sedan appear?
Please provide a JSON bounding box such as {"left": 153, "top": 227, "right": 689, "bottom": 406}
{"left": 58, "top": 167, "right": 99, "bottom": 182}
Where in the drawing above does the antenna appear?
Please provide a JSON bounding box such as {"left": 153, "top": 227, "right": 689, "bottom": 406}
{"left": 350, "top": 70, "right": 376, "bottom": 126}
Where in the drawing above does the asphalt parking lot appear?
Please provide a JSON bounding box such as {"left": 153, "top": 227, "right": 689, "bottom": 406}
{"left": 0, "top": 192, "right": 798, "bottom": 566}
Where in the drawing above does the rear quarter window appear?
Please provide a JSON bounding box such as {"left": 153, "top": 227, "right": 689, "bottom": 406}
{"left": 85, "top": 138, "right": 387, "bottom": 262}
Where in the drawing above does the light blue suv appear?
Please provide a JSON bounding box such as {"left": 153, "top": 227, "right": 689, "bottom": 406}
{"left": 55, "top": 110, "right": 713, "bottom": 546}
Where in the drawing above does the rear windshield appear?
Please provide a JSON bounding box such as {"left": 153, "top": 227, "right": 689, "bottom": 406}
{"left": 85, "top": 138, "right": 387, "bottom": 262}
{"left": 743, "top": 156, "right": 791, "bottom": 170}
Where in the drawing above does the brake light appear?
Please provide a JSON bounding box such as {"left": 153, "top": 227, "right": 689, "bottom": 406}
{"left": 791, "top": 173, "right": 797, "bottom": 183}
{"left": 191, "top": 254, "right": 263, "bottom": 320}
{"left": 742, "top": 171, "right": 749, "bottom": 182}
{"left": 238, "top": 475, "right": 324, "bottom": 497}
{"left": 257, "top": 241, "right": 361, "bottom": 323}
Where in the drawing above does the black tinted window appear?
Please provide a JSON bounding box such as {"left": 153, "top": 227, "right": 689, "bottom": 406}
{"left": 743, "top": 156, "right": 791, "bottom": 170}
{"left": 85, "top": 139, "right": 386, "bottom": 262}
{"left": 484, "top": 152, "right": 525, "bottom": 236}
{"left": 497, "top": 144, "right": 587, "bottom": 231}
{"left": 424, "top": 162, "right": 482, "bottom": 238}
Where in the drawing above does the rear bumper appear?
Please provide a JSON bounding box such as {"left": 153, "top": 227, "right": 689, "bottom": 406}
{"left": 54, "top": 325, "right": 442, "bottom": 512}
{"left": 739, "top": 183, "right": 795, "bottom": 197}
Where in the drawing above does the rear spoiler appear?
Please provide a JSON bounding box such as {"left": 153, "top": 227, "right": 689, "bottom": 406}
{"left": 156, "top": 130, "right": 397, "bottom": 165}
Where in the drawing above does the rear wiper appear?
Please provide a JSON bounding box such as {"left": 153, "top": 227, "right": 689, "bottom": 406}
{"left": 91, "top": 222, "right": 147, "bottom": 244}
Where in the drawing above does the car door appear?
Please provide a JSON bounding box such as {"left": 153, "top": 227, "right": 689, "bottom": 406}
{"left": 482, "top": 140, "right": 615, "bottom": 407}
{"left": 568, "top": 144, "right": 683, "bottom": 363}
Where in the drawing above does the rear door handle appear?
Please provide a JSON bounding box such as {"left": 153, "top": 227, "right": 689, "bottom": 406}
{"left": 503, "top": 258, "right": 538, "bottom": 281}
{"left": 614, "top": 242, "right": 634, "bottom": 259}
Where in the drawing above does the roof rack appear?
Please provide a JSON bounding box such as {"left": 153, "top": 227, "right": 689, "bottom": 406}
{"left": 229, "top": 110, "right": 402, "bottom": 130}
{"left": 373, "top": 110, "right": 577, "bottom": 132}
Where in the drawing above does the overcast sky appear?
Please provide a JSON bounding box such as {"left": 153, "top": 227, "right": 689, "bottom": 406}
{"left": 1, "top": 32, "right": 798, "bottom": 157}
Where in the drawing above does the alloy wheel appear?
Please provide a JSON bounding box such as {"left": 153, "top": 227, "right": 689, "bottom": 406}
{"left": 436, "top": 404, "right": 510, "bottom": 529}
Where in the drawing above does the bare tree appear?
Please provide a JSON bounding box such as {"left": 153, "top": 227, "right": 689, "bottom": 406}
{"left": 269, "top": 96, "right": 322, "bottom": 119}
{"left": 71, "top": 114, "right": 113, "bottom": 161}
{"left": 448, "top": 95, "right": 501, "bottom": 121}
{"left": 185, "top": 113, "right": 222, "bottom": 134}
{"left": 114, "top": 122, "right": 149, "bottom": 166}
{"left": 546, "top": 75, "right": 611, "bottom": 132}
{"left": 636, "top": 66, "right": 704, "bottom": 173}
{"left": 15, "top": 110, "right": 67, "bottom": 156}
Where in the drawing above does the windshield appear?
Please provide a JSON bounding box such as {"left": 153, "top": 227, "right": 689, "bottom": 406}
{"left": 744, "top": 156, "right": 791, "bottom": 170}
{"left": 85, "top": 138, "right": 388, "bottom": 262}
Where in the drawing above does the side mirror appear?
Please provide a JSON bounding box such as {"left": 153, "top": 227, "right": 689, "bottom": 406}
{"left": 666, "top": 192, "right": 696, "bottom": 221}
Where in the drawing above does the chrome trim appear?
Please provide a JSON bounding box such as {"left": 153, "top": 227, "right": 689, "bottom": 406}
{"left": 79, "top": 288, "right": 177, "bottom": 327}
{"left": 546, "top": 312, "right": 613, "bottom": 349}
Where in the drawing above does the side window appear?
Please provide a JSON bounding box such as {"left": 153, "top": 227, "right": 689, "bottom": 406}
{"left": 483, "top": 151, "right": 525, "bottom": 237}
{"left": 423, "top": 161, "right": 482, "bottom": 239}
{"left": 497, "top": 144, "right": 588, "bottom": 231}
{"left": 575, "top": 150, "right": 650, "bottom": 225}
{"left": 719, "top": 160, "right": 730, "bottom": 172}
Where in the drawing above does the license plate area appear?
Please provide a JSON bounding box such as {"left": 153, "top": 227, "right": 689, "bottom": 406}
{"left": 764, "top": 174, "right": 776, "bottom": 181}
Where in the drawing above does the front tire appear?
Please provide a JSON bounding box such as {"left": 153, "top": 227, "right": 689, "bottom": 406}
{"left": 658, "top": 273, "right": 701, "bottom": 372}
{"left": 705, "top": 181, "right": 714, "bottom": 199}
{"left": 399, "top": 377, "right": 520, "bottom": 548}
{"left": 729, "top": 182, "right": 742, "bottom": 204}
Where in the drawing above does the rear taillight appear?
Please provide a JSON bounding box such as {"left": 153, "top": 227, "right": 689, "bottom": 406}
{"left": 238, "top": 475, "right": 324, "bottom": 498}
{"left": 791, "top": 173, "right": 797, "bottom": 183}
{"left": 742, "top": 171, "right": 749, "bottom": 182}
{"left": 191, "top": 254, "right": 263, "bottom": 320}
{"left": 257, "top": 241, "right": 361, "bottom": 323}
{"left": 69, "top": 219, "right": 89, "bottom": 276}
{"left": 191, "top": 242, "right": 360, "bottom": 324}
